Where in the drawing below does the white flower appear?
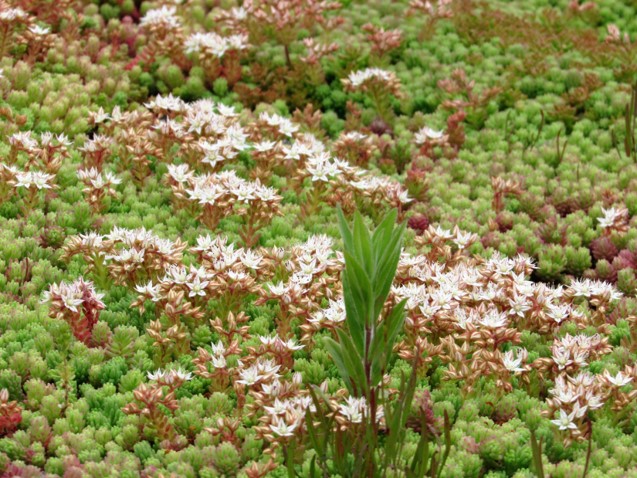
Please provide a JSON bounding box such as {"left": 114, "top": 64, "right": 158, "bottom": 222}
{"left": 0, "top": 8, "right": 27, "bottom": 21}
{"left": 152, "top": 368, "right": 193, "bottom": 385}
{"left": 78, "top": 232, "right": 104, "bottom": 249}
{"left": 187, "top": 276, "right": 209, "bottom": 297}
{"left": 282, "top": 338, "right": 304, "bottom": 351}
{"left": 32, "top": 172, "right": 55, "bottom": 189}
{"left": 572, "top": 350, "right": 588, "bottom": 368}
{"left": 568, "top": 279, "right": 594, "bottom": 298}
{"left": 164, "top": 265, "right": 188, "bottom": 284}
{"left": 508, "top": 293, "right": 531, "bottom": 318}
{"left": 119, "top": 248, "right": 145, "bottom": 263}
{"left": 140, "top": 6, "right": 180, "bottom": 29}
{"left": 264, "top": 398, "right": 288, "bottom": 416}
{"left": 10, "top": 131, "right": 37, "bottom": 150}
{"left": 590, "top": 280, "right": 623, "bottom": 302}
{"left": 338, "top": 396, "right": 367, "bottom": 424}
{"left": 311, "top": 299, "right": 346, "bottom": 325}
{"left": 260, "top": 380, "right": 282, "bottom": 397}
{"left": 267, "top": 282, "right": 288, "bottom": 296}
{"left": 502, "top": 348, "right": 527, "bottom": 374}
{"left": 42, "top": 279, "right": 105, "bottom": 313}
{"left": 227, "top": 270, "right": 248, "bottom": 282}
{"left": 598, "top": 206, "right": 627, "bottom": 229}
{"left": 252, "top": 140, "right": 276, "bottom": 153}
{"left": 393, "top": 188, "right": 412, "bottom": 205}
{"left": 256, "top": 359, "right": 281, "bottom": 376}
{"left": 217, "top": 104, "right": 238, "bottom": 117}
{"left": 61, "top": 294, "right": 83, "bottom": 313}
{"left": 240, "top": 250, "right": 263, "bottom": 270}
{"left": 344, "top": 68, "right": 395, "bottom": 88}
{"left": 193, "top": 234, "right": 215, "bottom": 252}
{"left": 259, "top": 335, "right": 278, "bottom": 347}
{"left": 278, "top": 120, "right": 299, "bottom": 137}
{"left": 570, "top": 371, "right": 595, "bottom": 388}
{"left": 551, "top": 346, "right": 572, "bottom": 371}
{"left": 431, "top": 225, "right": 454, "bottom": 240}
{"left": 550, "top": 409, "right": 578, "bottom": 431}
{"left": 549, "top": 377, "right": 580, "bottom": 405}
{"left": 147, "top": 369, "right": 167, "bottom": 381}
{"left": 283, "top": 141, "right": 312, "bottom": 160}
{"left": 211, "top": 355, "right": 227, "bottom": 368}
{"left": 341, "top": 131, "right": 367, "bottom": 141}
{"left": 259, "top": 112, "right": 299, "bottom": 137}
{"left": 236, "top": 366, "right": 261, "bottom": 386}
{"left": 583, "top": 390, "right": 604, "bottom": 410}
{"left": 185, "top": 32, "right": 228, "bottom": 57}
{"left": 454, "top": 309, "right": 474, "bottom": 330}
{"left": 14, "top": 171, "right": 54, "bottom": 190}
{"left": 452, "top": 230, "right": 475, "bottom": 249}
{"left": 29, "top": 25, "right": 50, "bottom": 35}
{"left": 170, "top": 368, "right": 193, "bottom": 382}
{"left": 135, "top": 281, "right": 162, "bottom": 302}
{"left": 306, "top": 154, "right": 339, "bottom": 182}
{"left": 103, "top": 171, "right": 121, "bottom": 185}
{"left": 478, "top": 310, "right": 508, "bottom": 329}
{"left": 234, "top": 184, "right": 255, "bottom": 202}
{"left": 209, "top": 341, "right": 225, "bottom": 356}
{"left": 269, "top": 417, "right": 298, "bottom": 437}
{"left": 546, "top": 304, "right": 571, "bottom": 324}
{"left": 167, "top": 164, "right": 192, "bottom": 183}
{"left": 254, "top": 184, "right": 280, "bottom": 202}
{"left": 226, "top": 34, "right": 249, "bottom": 51}
{"left": 414, "top": 126, "right": 444, "bottom": 144}
{"left": 571, "top": 402, "right": 588, "bottom": 418}
{"left": 144, "top": 93, "right": 185, "bottom": 112}
{"left": 604, "top": 370, "right": 633, "bottom": 387}
{"left": 230, "top": 6, "right": 247, "bottom": 20}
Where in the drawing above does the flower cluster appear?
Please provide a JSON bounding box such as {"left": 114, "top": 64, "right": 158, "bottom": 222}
{"left": 185, "top": 33, "right": 250, "bottom": 59}
{"left": 62, "top": 227, "right": 187, "bottom": 287}
{"left": 122, "top": 367, "right": 188, "bottom": 444}
{"left": 76, "top": 168, "right": 121, "bottom": 213}
{"left": 236, "top": 0, "right": 342, "bottom": 58}
{"left": 384, "top": 226, "right": 627, "bottom": 434}
{"left": 342, "top": 67, "right": 402, "bottom": 97}
{"left": 41, "top": 278, "right": 105, "bottom": 346}
{"left": 133, "top": 6, "right": 185, "bottom": 70}
{"left": 408, "top": 0, "right": 454, "bottom": 18}
{"left": 8, "top": 131, "right": 70, "bottom": 172}
{"left": 1, "top": 166, "right": 54, "bottom": 191}
{"left": 362, "top": 23, "right": 403, "bottom": 58}
{"left": 83, "top": 96, "right": 411, "bottom": 232}
{"left": 170, "top": 168, "right": 282, "bottom": 246}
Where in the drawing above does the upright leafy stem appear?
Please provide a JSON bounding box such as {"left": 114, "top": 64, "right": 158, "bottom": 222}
{"left": 325, "top": 210, "right": 415, "bottom": 476}
{"left": 314, "top": 208, "right": 454, "bottom": 477}
{"left": 324, "top": 208, "right": 406, "bottom": 399}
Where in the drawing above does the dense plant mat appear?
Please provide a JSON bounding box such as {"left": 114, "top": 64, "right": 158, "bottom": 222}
{"left": 2, "top": 0, "right": 637, "bottom": 476}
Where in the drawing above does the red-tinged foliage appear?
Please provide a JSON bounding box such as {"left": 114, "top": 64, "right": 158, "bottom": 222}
{"left": 446, "top": 110, "right": 466, "bottom": 154}
{"left": 0, "top": 389, "right": 21, "bottom": 437}
{"left": 408, "top": 213, "right": 430, "bottom": 234}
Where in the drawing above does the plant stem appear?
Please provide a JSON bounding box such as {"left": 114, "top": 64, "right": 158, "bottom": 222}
{"left": 284, "top": 44, "right": 292, "bottom": 69}
{"left": 582, "top": 423, "right": 593, "bottom": 478}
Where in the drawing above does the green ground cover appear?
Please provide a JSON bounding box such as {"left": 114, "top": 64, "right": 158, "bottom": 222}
{"left": 1, "top": 0, "right": 637, "bottom": 476}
